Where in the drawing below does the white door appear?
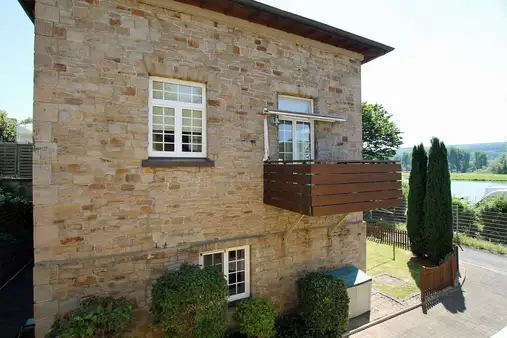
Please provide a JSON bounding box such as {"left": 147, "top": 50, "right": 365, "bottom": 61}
{"left": 278, "top": 119, "right": 313, "bottom": 161}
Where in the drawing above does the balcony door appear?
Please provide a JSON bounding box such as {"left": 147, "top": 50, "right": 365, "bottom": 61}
{"left": 277, "top": 95, "right": 314, "bottom": 161}
{"left": 278, "top": 119, "right": 313, "bottom": 161}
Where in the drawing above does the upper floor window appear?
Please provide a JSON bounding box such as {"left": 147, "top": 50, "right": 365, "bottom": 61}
{"left": 278, "top": 95, "right": 313, "bottom": 114}
{"left": 149, "top": 78, "right": 206, "bottom": 158}
{"left": 277, "top": 95, "right": 314, "bottom": 161}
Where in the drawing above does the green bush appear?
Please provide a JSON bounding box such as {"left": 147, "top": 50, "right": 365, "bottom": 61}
{"left": 401, "top": 181, "right": 409, "bottom": 201}
{"left": 0, "top": 185, "right": 32, "bottom": 242}
{"left": 297, "top": 272, "right": 349, "bottom": 337}
{"left": 234, "top": 297, "right": 277, "bottom": 338}
{"left": 151, "top": 264, "right": 228, "bottom": 338}
{"left": 275, "top": 313, "right": 313, "bottom": 338}
{"left": 48, "top": 296, "right": 132, "bottom": 338}
{"left": 452, "top": 197, "right": 480, "bottom": 234}
{"left": 478, "top": 197, "right": 507, "bottom": 242}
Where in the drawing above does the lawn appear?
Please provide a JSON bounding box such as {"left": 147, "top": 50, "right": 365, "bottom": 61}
{"left": 455, "top": 233, "right": 507, "bottom": 255}
{"left": 450, "top": 172, "right": 507, "bottom": 182}
{"left": 366, "top": 240, "right": 428, "bottom": 300}
{"left": 402, "top": 172, "right": 507, "bottom": 182}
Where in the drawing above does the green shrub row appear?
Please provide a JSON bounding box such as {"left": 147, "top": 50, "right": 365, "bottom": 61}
{"left": 0, "top": 185, "right": 32, "bottom": 242}
{"left": 152, "top": 264, "right": 228, "bottom": 338}
{"left": 234, "top": 297, "right": 277, "bottom": 338}
{"left": 49, "top": 266, "right": 350, "bottom": 338}
{"left": 453, "top": 196, "right": 507, "bottom": 241}
{"left": 0, "top": 185, "right": 31, "bottom": 206}
{"left": 47, "top": 297, "right": 132, "bottom": 338}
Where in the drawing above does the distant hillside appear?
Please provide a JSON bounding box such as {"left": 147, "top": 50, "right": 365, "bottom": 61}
{"left": 396, "top": 142, "right": 507, "bottom": 160}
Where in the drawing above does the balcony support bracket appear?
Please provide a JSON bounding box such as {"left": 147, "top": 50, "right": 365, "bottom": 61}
{"left": 328, "top": 213, "right": 349, "bottom": 237}
{"left": 283, "top": 214, "right": 305, "bottom": 242}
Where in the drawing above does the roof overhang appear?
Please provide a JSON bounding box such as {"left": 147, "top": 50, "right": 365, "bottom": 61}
{"left": 173, "top": 0, "right": 394, "bottom": 63}
{"left": 18, "top": 0, "right": 394, "bottom": 63}
{"left": 18, "top": 0, "right": 35, "bottom": 23}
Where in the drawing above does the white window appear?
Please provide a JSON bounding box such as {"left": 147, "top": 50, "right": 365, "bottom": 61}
{"left": 200, "top": 246, "right": 250, "bottom": 302}
{"left": 149, "top": 77, "right": 206, "bottom": 158}
{"left": 278, "top": 95, "right": 313, "bottom": 114}
{"left": 277, "top": 95, "right": 314, "bottom": 161}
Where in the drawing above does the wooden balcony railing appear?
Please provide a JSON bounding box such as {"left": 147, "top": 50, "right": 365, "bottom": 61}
{"left": 264, "top": 160, "right": 403, "bottom": 216}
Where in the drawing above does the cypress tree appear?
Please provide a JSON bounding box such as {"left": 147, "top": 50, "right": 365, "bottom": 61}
{"left": 425, "top": 137, "right": 454, "bottom": 264}
{"left": 406, "top": 144, "right": 427, "bottom": 257}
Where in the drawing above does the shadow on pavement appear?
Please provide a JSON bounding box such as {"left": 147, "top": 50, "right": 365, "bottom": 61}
{"left": 422, "top": 287, "right": 467, "bottom": 314}
{"left": 440, "top": 288, "right": 466, "bottom": 313}
{"left": 348, "top": 311, "right": 371, "bottom": 331}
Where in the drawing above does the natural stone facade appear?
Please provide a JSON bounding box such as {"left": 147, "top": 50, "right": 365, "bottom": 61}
{"left": 32, "top": 0, "right": 365, "bottom": 336}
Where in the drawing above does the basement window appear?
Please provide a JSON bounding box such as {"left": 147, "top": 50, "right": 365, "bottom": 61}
{"left": 200, "top": 246, "right": 250, "bottom": 302}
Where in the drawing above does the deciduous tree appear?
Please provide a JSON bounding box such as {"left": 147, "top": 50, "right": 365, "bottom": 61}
{"left": 474, "top": 151, "right": 488, "bottom": 170}
{"left": 18, "top": 117, "right": 33, "bottom": 125}
{"left": 461, "top": 150, "right": 471, "bottom": 173}
{"left": 362, "top": 103, "right": 403, "bottom": 160}
{"left": 448, "top": 147, "right": 457, "bottom": 172}
{"left": 490, "top": 153, "right": 507, "bottom": 174}
{"left": 401, "top": 152, "right": 411, "bottom": 172}
{"left": 0, "top": 110, "right": 16, "bottom": 142}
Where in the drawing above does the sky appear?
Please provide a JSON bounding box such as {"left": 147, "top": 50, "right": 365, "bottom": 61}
{"left": 1, "top": 1, "right": 507, "bottom": 147}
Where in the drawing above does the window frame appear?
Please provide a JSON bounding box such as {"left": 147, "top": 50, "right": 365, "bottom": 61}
{"left": 148, "top": 77, "right": 207, "bottom": 158}
{"left": 278, "top": 94, "right": 314, "bottom": 114}
{"left": 277, "top": 95, "right": 315, "bottom": 161}
{"left": 199, "top": 245, "right": 251, "bottom": 302}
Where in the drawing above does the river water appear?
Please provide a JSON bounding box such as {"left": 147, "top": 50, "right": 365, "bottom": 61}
{"left": 451, "top": 180, "right": 506, "bottom": 203}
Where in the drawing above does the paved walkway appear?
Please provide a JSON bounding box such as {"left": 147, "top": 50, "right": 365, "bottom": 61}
{"left": 352, "top": 261, "right": 507, "bottom": 338}
{"left": 369, "top": 287, "right": 419, "bottom": 321}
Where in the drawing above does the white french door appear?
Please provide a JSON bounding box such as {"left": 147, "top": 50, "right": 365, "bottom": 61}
{"left": 278, "top": 119, "right": 314, "bottom": 161}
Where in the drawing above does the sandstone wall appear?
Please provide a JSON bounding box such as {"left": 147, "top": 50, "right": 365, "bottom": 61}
{"left": 32, "top": 0, "right": 364, "bottom": 336}
{"left": 35, "top": 223, "right": 365, "bottom": 336}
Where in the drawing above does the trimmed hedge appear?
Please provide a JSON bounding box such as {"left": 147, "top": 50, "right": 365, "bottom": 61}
{"left": 48, "top": 296, "right": 132, "bottom": 338}
{"left": 297, "top": 272, "right": 349, "bottom": 337}
{"left": 151, "top": 264, "right": 228, "bottom": 338}
{"left": 478, "top": 196, "right": 507, "bottom": 241}
{"left": 275, "top": 313, "right": 313, "bottom": 338}
{"left": 234, "top": 297, "right": 277, "bottom": 338}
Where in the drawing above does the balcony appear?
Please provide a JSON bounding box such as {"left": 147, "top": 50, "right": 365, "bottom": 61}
{"left": 264, "top": 160, "right": 402, "bottom": 216}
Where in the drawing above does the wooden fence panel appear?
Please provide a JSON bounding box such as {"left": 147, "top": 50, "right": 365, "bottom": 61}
{"left": 18, "top": 144, "right": 33, "bottom": 178}
{"left": 0, "top": 143, "right": 32, "bottom": 179}
{"left": 420, "top": 247, "right": 459, "bottom": 302}
{"left": 0, "top": 143, "right": 17, "bottom": 177}
{"left": 366, "top": 223, "right": 411, "bottom": 250}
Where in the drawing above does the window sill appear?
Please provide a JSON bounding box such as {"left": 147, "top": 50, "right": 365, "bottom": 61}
{"left": 141, "top": 157, "right": 215, "bottom": 168}
{"left": 228, "top": 296, "right": 250, "bottom": 310}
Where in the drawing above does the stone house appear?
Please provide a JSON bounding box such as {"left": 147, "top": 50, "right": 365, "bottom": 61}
{"left": 19, "top": 0, "right": 400, "bottom": 336}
